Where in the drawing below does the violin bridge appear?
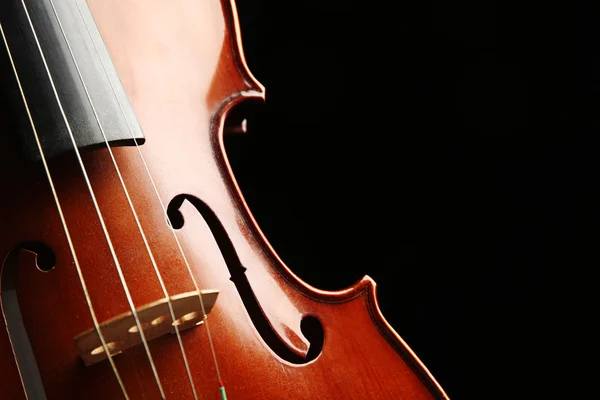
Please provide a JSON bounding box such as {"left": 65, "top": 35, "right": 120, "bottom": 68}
{"left": 74, "top": 290, "right": 219, "bottom": 366}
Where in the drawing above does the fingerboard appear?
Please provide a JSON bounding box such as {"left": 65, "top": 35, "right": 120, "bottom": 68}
{"left": 0, "top": 0, "right": 144, "bottom": 163}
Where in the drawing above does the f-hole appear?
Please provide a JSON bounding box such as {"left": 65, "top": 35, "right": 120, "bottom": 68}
{"left": 1, "top": 242, "right": 54, "bottom": 400}
{"left": 167, "top": 194, "right": 324, "bottom": 364}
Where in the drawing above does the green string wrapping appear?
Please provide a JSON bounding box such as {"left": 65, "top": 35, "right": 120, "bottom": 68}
{"left": 219, "top": 386, "right": 227, "bottom": 400}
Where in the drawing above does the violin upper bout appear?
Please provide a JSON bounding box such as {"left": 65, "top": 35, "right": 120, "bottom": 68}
{"left": 207, "top": 0, "right": 265, "bottom": 113}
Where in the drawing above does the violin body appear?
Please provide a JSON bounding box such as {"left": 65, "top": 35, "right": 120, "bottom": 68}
{"left": 0, "top": 1, "right": 448, "bottom": 399}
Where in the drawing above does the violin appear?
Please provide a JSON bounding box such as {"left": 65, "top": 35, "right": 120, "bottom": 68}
{"left": 0, "top": 0, "right": 449, "bottom": 398}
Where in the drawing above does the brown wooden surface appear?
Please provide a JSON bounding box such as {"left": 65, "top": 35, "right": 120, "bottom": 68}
{"left": 0, "top": 0, "right": 449, "bottom": 398}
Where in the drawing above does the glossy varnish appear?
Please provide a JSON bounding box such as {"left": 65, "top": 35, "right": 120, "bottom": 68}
{"left": 0, "top": 0, "right": 449, "bottom": 398}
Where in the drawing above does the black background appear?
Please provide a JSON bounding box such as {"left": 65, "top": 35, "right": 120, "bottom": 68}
{"left": 227, "top": 1, "right": 595, "bottom": 399}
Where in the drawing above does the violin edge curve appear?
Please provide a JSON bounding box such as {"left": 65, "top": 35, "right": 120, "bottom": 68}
{"left": 224, "top": 0, "right": 265, "bottom": 97}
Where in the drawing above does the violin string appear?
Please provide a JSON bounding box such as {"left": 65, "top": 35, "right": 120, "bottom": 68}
{"left": 73, "top": 1, "right": 226, "bottom": 391}
{"left": 19, "top": 1, "right": 166, "bottom": 398}
{"left": 0, "top": 22, "right": 130, "bottom": 400}
{"left": 47, "top": 1, "right": 199, "bottom": 398}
